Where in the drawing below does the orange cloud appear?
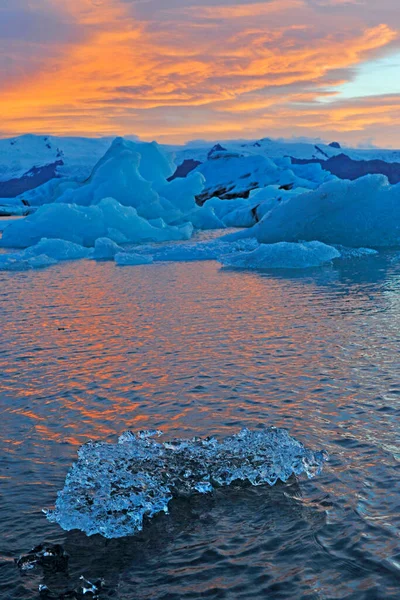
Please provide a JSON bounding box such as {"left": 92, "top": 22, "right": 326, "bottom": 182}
{"left": 0, "top": 0, "right": 399, "bottom": 146}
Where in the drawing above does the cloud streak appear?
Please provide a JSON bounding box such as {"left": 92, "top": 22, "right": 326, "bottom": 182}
{"left": 0, "top": 0, "right": 399, "bottom": 145}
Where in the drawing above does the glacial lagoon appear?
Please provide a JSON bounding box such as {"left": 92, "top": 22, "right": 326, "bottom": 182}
{"left": 1, "top": 249, "right": 399, "bottom": 599}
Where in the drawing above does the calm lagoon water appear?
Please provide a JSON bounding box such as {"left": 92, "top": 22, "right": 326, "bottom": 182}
{"left": 0, "top": 250, "right": 399, "bottom": 599}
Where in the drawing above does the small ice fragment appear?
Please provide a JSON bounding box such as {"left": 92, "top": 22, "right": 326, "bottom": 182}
{"left": 195, "top": 481, "right": 213, "bottom": 493}
{"left": 115, "top": 252, "right": 153, "bottom": 266}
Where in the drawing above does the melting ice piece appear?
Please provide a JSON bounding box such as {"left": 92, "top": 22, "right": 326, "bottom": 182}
{"left": 220, "top": 241, "right": 340, "bottom": 269}
{"left": 46, "top": 428, "right": 327, "bottom": 539}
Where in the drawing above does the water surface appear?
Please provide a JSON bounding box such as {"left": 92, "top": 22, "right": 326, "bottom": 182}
{"left": 0, "top": 254, "right": 399, "bottom": 599}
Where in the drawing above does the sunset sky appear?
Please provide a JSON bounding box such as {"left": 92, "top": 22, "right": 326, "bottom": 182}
{"left": 1, "top": 0, "right": 400, "bottom": 146}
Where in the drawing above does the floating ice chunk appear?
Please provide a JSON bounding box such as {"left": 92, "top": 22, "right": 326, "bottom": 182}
{"left": 0, "top": 238, "right": 88, "bottom": 271}
{"left": 0, "top": 252, "right": 57, "bottom": 271}
{"left": 46, "top": 427, "right": 327, "bottom": 539}
{"left": 0, "top": 198, "right": 34, "bottom": 217}
{"left": 115, "top": 252, "right": 153, "bottom": 266}
{"left": 144, "top": 237, "right": 259, "bottom": 263}
{"left": 93, "top": 237, "right": 124, "bottom": 261}
{"left": 90, "top": 138, "right": 175, "bottom": 191}
{"left": 37, "top": 576, "right": 104, "bottom": 599}
{"left": 290, "top": 161, "right": 334, "bottom": 186}
{"left": 255, "top": 175, "right": 400, "bottom": 248}
{"left": 1, "top": 198, "right": 194, "bottom": 249}
{"left": 25, "top": 238, "right": 91, "bottom": 261}
{"left": 220, "top": 241, "right": 340, "bottom": 269}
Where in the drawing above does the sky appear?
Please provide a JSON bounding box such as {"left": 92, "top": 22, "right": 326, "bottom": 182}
{"left": 0, "top": 0, "right": 399, "bottom": 147}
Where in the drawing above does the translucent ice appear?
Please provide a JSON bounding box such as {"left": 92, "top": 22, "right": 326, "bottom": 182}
{"left": 46, "top": 427, "right": 327, "bottom": 539}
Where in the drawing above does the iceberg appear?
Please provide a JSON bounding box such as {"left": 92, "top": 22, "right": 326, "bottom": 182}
{"left": 254, "top": 175, "right": 400, "bottom": 248}
{"left": 0, "top": 138, "right": 208, "bottom": 253}
{"left": 45, "top": 428, "right": 327, "bottom": 539}
{"left": 14, "top": 138, "right": 175, "bottom": 210}
{"left": 1, "top": 198, "right": 193, "bottom": 249}
{"left": 220, "top": 241, "right": 340, "bottom": 269}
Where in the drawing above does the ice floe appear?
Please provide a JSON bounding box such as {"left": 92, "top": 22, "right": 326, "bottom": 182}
{"left": 220, "top": 241, "right": 341, "bottom": 270}
{"left": 115, "top": 252, "right": 153, "bottom": 266}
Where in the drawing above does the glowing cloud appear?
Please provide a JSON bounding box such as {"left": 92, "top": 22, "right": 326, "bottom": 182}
{"left": 0, "top": 0, "right": 399, "bottom": 145}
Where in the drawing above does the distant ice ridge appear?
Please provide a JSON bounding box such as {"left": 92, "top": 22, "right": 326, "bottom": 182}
{"left": 45, "top": 428, "right": 327, "bottom": 539}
